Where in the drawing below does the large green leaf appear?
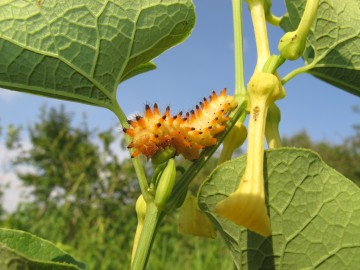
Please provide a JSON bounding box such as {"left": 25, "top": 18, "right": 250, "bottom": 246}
{"left": 0, "top": 228, "right": 85, "bottom": 270}
{"left": 281, "top": 0, "right": 360, "bottom": 97}
{"left": 0, "top": 0, "right": 195, "bottom": 110}
{"left": 198, "top": 148, "right": 360, "bottom": 269}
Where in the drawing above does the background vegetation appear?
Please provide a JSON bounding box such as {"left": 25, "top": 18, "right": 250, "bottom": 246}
{"left": 0, "top": 105, "right": 359, "bottom": 269}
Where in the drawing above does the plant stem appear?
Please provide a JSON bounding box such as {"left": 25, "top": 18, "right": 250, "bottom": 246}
{"left": 131, "top": 202, "right": 162, "bottom": 270}
{"left": 232, "top": 0, "right": 246, "bottom": 97}
{"left": 244, "top": 100, "right": 268, "bottom": 194}
{"left": 249, "top": 1, "right": 271, "bottom": 72}
{"left": 111, "top": 101, "right": 151, "bottom": 201}
{"left": 266, "top": 13, "right": 281, "bottom": 26}
{"left": 296, "top": 0, "right": 319, "bottom": 38}
{"left": 281, "top": 64, "right": 312, "bottom": 85}
{"left": 279, "top": 0, "right": 319, "bottom": 84}
{"left": 262, "top": 55, "right": 286, "bottom": 74}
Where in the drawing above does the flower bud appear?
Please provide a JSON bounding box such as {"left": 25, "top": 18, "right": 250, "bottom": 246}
{"left": 265, "top": 103, "right": 282, "bottom": 148}
{"left": 131, "top": 195, "right": 147, "bottom": 264}
{"left": 218, "top": 120, "right": 247, "bottom": 164}
{"left": 178, "top": 193, "right": 216, "bottom": 238}
{"left": 278, "top": 31, "right": 306, "bottom": 61}
{"left": 154, "top": 158, "right": 176, "bottom": 209}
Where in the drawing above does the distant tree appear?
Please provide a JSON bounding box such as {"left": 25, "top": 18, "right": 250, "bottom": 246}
{"left": 4, "top": 105, "right": 358, "bottom": 269}
{"left": 1, "top": 105, "right": 234, "bottom": 269}
{"left": 0, "top": 124, "right": 5, "bottom": 217}
{"left": 3, "top": 105, "right": 140, "bottom": 269}
{"left": 343, "top": 106, "right": 360, "bottom": 182}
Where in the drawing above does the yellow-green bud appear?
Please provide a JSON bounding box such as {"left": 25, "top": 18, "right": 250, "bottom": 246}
{"left": 135, "top": 195, "right": 147, "bottom": 221}
{"left": 265, "top": 103, "right": 282, "bottom": 148}
{"left": 218, "top": 121, "right": 247, "bottom": 164}
{"left": 226, "top": 121, "right": 247, "bottom": 150}
{"left": 278, "top": 31, "right": 306, "bottom": 60}
{"left": 131, "top": 195, "right": 147, "bottom": 265}
{"left": 154, "top": 159, "right": 176, "bottom": 209}
{"left": 178, "top": 193, "right": 216, "bottom": 238}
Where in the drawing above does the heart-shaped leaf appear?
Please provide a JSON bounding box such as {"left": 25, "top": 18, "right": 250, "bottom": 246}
{"left": 198, "top": 148, "right": 360, "bottom": 269}
{"left": 0, "top": 0, "right": 195, "bottom": 110}
{"left": 0, "top": 228, "right": 85, "bottom": 270}
{"left": 281, "top": 0, "right": 360, "bottom": 97}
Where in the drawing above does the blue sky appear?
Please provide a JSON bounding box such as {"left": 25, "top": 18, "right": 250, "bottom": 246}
{"left": 0, "top": 0, "right": 359, "bottom": 145}
{"left": 1, "top": 0, "right": 359, "bottom": 212}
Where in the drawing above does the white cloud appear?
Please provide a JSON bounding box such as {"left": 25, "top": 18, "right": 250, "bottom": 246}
{"left": 0, "top": 143, "right": 33, "bottom": 213}
{"left": 0, "top": 133, "right": 130, "bottom": 213}
{"left": 0, "top": 88, "right": 20, "bottom": 103}
{"left": 97, "top": 131, "right": 130, "bottom": 162}
{"left": 0, "top": 144, "right": 17, "bottom": 170}
{"left": 113, "top": 142, "right": 130, "bottom": 162}
{"left": 1, "top": 172, "right": 25, "bottom": 213}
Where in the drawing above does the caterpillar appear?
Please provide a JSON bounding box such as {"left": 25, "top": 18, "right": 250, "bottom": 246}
{"left": 123, "top": 88, "right": 238, "bottom": 161}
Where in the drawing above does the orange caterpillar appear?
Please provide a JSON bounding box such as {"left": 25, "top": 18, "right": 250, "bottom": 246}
{"left": 124, "top": 89, "right": 238, "bottom": 160}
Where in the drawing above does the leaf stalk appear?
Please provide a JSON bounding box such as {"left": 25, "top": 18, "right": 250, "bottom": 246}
{"left": 232, "top": 0, "right": 246, "bottom": 97}
{"left": 112, "top": 101, "right": 151, "bottom": 202}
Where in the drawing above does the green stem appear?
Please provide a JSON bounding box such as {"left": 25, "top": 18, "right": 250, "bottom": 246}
{"left": 232, "top": 0, "right": 246, "bottom": 97}
{"left": 296, "top": 0, "right": 319, "bottom": 37}
{"left": 262, "top": 55, "right": 286, "bottom": 74}
{"left": 266, "top": 13, "right": 281, "bottom": 26}
{"left": 111, "top": 99, "right": 128, "bottom": 126}
{"left": 111, "top": 101, "right": 151, "bottom": 202}
{"left": 249, "top": 1, "right": 271, "bottom": 72}
{"left": 281, "top": 64, "right": 312, "bottom": 85}
{"left": 131, "top": 202, "right": 162, "bottom": 270}
{"left": 278, "top": 0, "right": 318, "bottom": 61}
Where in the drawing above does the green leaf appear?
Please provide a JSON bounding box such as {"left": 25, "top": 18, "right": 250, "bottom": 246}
{"left": 0, "top": 228, "right": 85, "bottom": 270}
{"left": 198, "top": 148, "right": 360, "bottom": 269}
{"left": 281, "top": 0, "right": 360, "bottom": 97}
{"left": 0, "top": 0, "right": 195, "bottom": 110}
{"left": 121, "top": 62, "right": 157, "bottom": 83}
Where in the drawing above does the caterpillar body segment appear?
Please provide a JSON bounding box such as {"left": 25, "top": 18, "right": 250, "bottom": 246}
{"left": 124, "top": 89, "right": 238, "bottom": 160}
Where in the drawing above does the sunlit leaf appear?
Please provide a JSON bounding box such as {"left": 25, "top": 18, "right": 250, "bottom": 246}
{"left": 281, "top": 0, "right": 360, "bottom": 97}
{"left": 0, "top": 228, "right": 85, "bottom": 270}
{"left": 0, "top": 0, "right": 195, "bottom": 110}
{"left": 198, "top": 148, "right": 360, "bottom": 269}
